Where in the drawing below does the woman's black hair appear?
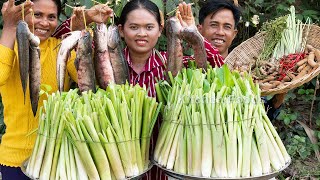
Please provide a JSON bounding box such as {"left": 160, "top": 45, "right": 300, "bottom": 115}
{"left": 31, "top": 0, "right": 62, "bottom": 16}
{"left": 117, "top": 0, "right": 161, "bottom": 26}
{"left": 198, "top": 0, "right": 241, "bottom": 28}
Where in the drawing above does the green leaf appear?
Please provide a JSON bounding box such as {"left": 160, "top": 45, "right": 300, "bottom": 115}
{"left": 306, "top": 89, "right": 314, "bottom": 94}
{"left": 278, "top": 110, "right": 286, "bottom": 120}
{"left": 203, "top": 79, "right": 210, "bottom": 93}
{"left": 41, "top": 84, "right": 53, "bottom": 92}
{"left": 287, "top": 0, "right": 295, "bottom": 4}
{"left": 289, "top": 113, "right": 297, "bottom": 121}
{"left": 302, "top": 10, "right": 320, "bottom": 16}
{"left": 297, "top": 88, "right": 306, "bottom": 95}
{"left": 165, "top": 0, "right": 179, "bottom": 16}
{"left": 284, "top": 117, "right": 291, "bottom": 125}
{"left": 151, "top": 0, "right": 164, "bottom": 13}
{"left": 254, "top": 0, "right": 264, "bottom": 6}
{"left": 80, "top": 0, "right": 93, "bottom": 8}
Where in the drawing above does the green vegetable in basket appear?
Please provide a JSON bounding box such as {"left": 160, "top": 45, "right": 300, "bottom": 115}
{"left": 272, "top": 6, "right": 310, "bottom": 60}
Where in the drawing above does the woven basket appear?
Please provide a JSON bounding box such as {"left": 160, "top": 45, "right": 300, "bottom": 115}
{"left": 225, "top": 25, "right": 320, "bottom": 96}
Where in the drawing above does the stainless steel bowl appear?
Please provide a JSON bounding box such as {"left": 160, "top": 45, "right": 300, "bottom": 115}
{"left": 21, "top": 158, "right": 153, "bottom": 180}
{"left": 152, "top": 159, "right": 291, "bottom": 180}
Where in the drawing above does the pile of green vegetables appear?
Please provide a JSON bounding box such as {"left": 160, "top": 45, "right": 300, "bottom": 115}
{"left": 154, "top": 65, "right": 291, "bottom": 178}
{"left": 259, "top": 5, "right": 309, "bottom": 62}
{"left": 26, "top": 83, "right": 161, "bottom": 180}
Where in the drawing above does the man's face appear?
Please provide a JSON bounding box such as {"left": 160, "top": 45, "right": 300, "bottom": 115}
{"left": 198, "top": 9, "right": 238, "bottom": 58}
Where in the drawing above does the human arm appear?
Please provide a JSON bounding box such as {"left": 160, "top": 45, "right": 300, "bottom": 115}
{"left": 263, "top": 92, "right": 286, "bottom": 120}
{"left": 177, "top": 2, "right": 224, "bottom": 68}
{"left": 71, "top": 4, "right": 113, "bottom": 30}
{"left": 52, "top": 4, "right": 113, "bottom": 38}
{"left": 0, "top": 0, "right": 33, "bottom": 49}
{"left": 0, "top": 0, "right": 33, "bottom": 85}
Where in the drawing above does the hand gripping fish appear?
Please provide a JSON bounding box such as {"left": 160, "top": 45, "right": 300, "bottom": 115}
{"left": 16, "top": 20, "right": 41, "bottom": 116}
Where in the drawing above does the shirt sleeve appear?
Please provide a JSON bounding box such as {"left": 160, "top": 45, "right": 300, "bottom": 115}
{"left": 0, "top": 44, "right": 16, "bottom": 86}
{"left": 182, "top": 38, "right": 224, "bottom": 67}
{"left": 52, "top": 18, "right": 72, "bottom": 39}
{"left": 204, "top": 39, "right": 224, "bottom": 67}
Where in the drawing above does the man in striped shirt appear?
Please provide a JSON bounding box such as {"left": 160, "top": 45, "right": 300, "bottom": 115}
{"left": 196, "top": 0, "right": 285, "bottom": 121}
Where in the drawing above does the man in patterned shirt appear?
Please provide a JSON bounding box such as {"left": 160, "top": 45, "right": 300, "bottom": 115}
{"left": 196, "top": 0, "right": 285, "bottom": 121}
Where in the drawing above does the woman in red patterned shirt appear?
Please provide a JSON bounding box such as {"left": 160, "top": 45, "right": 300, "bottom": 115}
{"left": 117, "top": 0, "right": 225, "bottom": 98}
{"left": 53, "top": 1, "right": 223, "bottom": 179}
{"left": 116, "top": 1, "right": 223, "bottom": 179}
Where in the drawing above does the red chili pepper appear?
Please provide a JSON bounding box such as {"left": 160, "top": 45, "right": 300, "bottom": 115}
{"left": 277, "top": 52, "right": 306, "bottom": 81}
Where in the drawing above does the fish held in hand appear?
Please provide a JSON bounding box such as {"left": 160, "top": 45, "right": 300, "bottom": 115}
{"left": 29, "top": 40, "right": 41, "bottom": 117}
{"left": 180, "top": 26, "right": 207, "bottom": 70}
{"left": 75, "top": 30, "right": 96, "bottom": 93}
{"left": 94, "top": 23, "right": 115, "bottom": 89}
{"left": 166, "top": 17, "right": 184, "bottom": 77}
{"left": 56, "top": 31, "right": 82, "bottom": 92}
{"left": 107, "top": 25, "right": 129, "bottom": 85}
{"left": 17, "top": 21, "right": 30, "bottom": 102}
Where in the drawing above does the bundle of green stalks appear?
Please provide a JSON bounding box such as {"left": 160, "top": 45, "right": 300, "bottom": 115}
{"left": 154, "top": 65, "right": 291, "bottom": 178}
{"left": 271, "top": 6, "right": 309, "bottom": 60}
{"left": 26, "top": 83, "right": 161, "bottom": 180}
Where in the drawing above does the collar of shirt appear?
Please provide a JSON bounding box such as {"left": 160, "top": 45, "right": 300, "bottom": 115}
{"left": 124, "top": 47, "right": 165, "bottom": 73}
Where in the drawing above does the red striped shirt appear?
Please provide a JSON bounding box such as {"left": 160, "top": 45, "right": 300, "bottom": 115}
{"left": 124, "top": 41, "right": 224, "bottom": 98}
{"left": 52, "top": 19, "right": 72, "bottom": 39}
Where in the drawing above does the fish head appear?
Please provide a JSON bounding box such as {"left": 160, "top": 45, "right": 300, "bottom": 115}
{"left": 94, "top": 23, "right": 108, "bottom": 51}
{"left": 107, "top": 25, "right": 121, "bottom": 50}
{"left": 167, "top": 17, "right": 182, "bottom": 35}
{"left": 78, "top": 30, "right": 93, "bottom": 54}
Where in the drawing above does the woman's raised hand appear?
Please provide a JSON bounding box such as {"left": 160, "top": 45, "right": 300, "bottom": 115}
{"left": 176, "top": 2, "right": 195, "bottom": 28}
{"left": 0, "top": 0, "right": 33, "bottom": 49}
{"left": 71, "top": 4, "right": 113, "bottom": 30}
{"left": 1, "top": 0, "right": 33, "bottom": 29}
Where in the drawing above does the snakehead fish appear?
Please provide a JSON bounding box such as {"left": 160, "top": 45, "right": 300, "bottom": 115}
{"left": 56, "top": 31, "right": 82, "bottom": 92}
{"left": 28, "top": 33, "right": 41, "bottom": 116}
{"left": 16, "top": 20, "right": 30, "bottom": 101}
{"left": 107, "top": 25, "right": 129, "bottom": 85}
{"left": 94, "top": 23, "right": 115, "bottom": 89}
{"left": 180, "top": 26, "right": 207, "bottom": 70}
{"left": 166, "top": 17, "right": 184, "bottom": 77}
{"left": 75, "top": 30, "right": 96, "bottom": 93}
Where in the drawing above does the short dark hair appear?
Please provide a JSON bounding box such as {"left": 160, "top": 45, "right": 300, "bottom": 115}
{"left": 198, "top": 0, "right": 241, "bottom": 28}
{"left": 118, "top": 0, "right": 161, "bottom": 26}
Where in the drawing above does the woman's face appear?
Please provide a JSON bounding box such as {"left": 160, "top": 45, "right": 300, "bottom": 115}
{"left": 25, "top": 0, "right": 58, "bottom": 42}
{"left": 119, "top": 8, "right": 162, "bottom": 56}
